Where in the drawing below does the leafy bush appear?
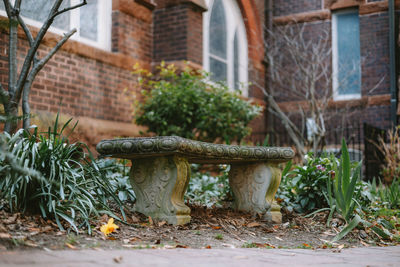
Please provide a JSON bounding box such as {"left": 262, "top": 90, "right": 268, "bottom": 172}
{"left": 0, "top": 117, "right": 126, "bottom": 234}
{"left": 277, "top": 154, "right": 335, "bottom": 213}
{"left": 185, "top": 164, "right": 230, "bottom": 207}
{"left": 379, "top": 127, "right": 400, "bottom": 183}
{"left": 133, "top": 62, "right": 261, "bottom": 143}
{"left": 361, "top": 177, "right": 400, "bottom": 211}
{"left": 96, "top": 158, "right": 135, "bottom": 202}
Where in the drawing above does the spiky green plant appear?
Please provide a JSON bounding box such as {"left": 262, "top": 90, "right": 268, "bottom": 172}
{"left": 0, "top": 115, "right": 126, "bottom": 234}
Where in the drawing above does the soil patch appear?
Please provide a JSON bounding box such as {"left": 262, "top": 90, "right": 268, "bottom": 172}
{"left": 0, "top": 205, "right": 391, "bottom": 251}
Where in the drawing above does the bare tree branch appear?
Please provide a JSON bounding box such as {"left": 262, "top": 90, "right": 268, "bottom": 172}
{"left": 15, "top": 0, "right": 86, "bottom": 103}
{"left": 52, "top": 0, "right": 87, "bottom": 19}
{"left": 17, "top": 15, "right": 39, "bottom": 64}
{"left": 6, "top": 0, "right": 19, "bottom": 98}
{"left": 2, "top": 0, "right": 12, "bottom": 18}
{"left": 22, "top": 29, "right": 77, "bottom": 129}
{"left": 14, "top": 0, "right": 22, "bottom": 9}
{"left": 17, "top": 15, "right": 34, "bottom": 46}
{"left": 14, "top": 0, "right": 63, "bottom": 98}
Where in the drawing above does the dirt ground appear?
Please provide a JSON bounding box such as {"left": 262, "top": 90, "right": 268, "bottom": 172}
{"left": 2, "top": 202, "right": 389, "bottom": 252}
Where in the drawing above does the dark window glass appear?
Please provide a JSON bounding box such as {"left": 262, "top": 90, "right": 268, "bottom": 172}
{"left": 336, "top": 11, "right": 361, "bottom": 95}
{"left": 20, "top": 0, "right": 70, "bottom": 31}
{"left": 210, "top": 57, "right": 227, "bottom": 83}
{"left": 209, "top": 0, "right": 226, "bottom": 59}
{"left": 233, "top": 30, "right": 239, "bottom": 90}
{"left": 80, "top": 0, "right": 98, "bottom": 41}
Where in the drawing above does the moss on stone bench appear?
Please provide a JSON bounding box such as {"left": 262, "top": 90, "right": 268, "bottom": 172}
{"left": 97, "top": 136, "right": 294, "bottom": 225}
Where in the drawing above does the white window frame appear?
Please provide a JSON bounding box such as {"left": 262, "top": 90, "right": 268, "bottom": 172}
{"left": 203, "top": 0, "right": 248, "bottom": 97}
{"left": 332, "top": 9, "right": 361, "bottom": 101}
{"left": 0, "top": 0, "right": 112, "bottom": 51}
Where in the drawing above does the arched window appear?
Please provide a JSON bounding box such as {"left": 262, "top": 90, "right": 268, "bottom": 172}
{"left": 203, "top": 0, "right": 248, "bottom": 96}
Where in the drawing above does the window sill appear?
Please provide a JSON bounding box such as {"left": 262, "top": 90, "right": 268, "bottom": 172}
{"left": 333, "top": 94, "right": 361, "bottom": 101}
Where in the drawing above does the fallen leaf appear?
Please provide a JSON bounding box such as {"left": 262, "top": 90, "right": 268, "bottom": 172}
{"left": 205, "top": 245, "right": 211, "bottom": 249}
{"left": 154, "top": 239, "right": 161, "bottom": 245}
{"left": 65, "top": 243, "right": 77, "bottom": 250}
{"left": 41, "top": 226, "right": 53, "bottom": 233}
{"left": 158, "top": 221, "right": 166, "bottom": 227}
{"left": 303, "top": 243, "right": 311, "bottom": 247}
{"left": 24, "top": 240, "right": 39, "bottom": 248}
{"left": 0, "top": 233, "right": 11, "bottom": 239}
{"left": 337, "top": 244, "right": 345, "bottom": 249}
{"left": 212, "top": 226, "right": 221, "bottom": 230}
{"left": 175, "top": 244, "right": 188, "bottom": 248}
{"left": 100, "top": 214, "right": 108, "bottom": 222}
{"left": 131, "top": 215, "right": 140, "bottom": 223}
{"left": 0, "top": 224, "right": 8, "bottom": 232}
{"left": 113, "top": 256, "right": 123, "bottom": 263}
{"left": 4, "top": 214, "right": 18, "bottom": 224}
{"left": 148, "top": 216, "right": 154, "bottom": 226}
{"left": 264, "top": 243, "right": 276, "bottom": 248}
{"left": 273, "top": 225, "right": 280, "bottom": 229}
{"left": 247, "top": 222, "right": 261, "bottom": 228}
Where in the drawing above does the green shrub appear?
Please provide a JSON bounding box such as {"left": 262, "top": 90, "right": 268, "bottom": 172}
{"left": 133, "top": 62, "right": 261, "bottom": 143}
{"left": 0, "top": 117, "right": 126, "bottom": 234}
{"left": 185, "top": 164, "right": 230, "bottom": 207}
{"left": 96, "top": 158, "right": 136, "bottom": 202}
{"left": 277, "top": 154, "right": 335, "bottom": 213}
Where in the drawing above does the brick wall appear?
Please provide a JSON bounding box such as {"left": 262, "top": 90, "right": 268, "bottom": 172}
{"left": 153, "top": 1, "right": 204, "bottom": 65}
{"left": 0, "top": 0, "right": 269, "bottom": 146}
{"left": 360, "top": 11, "right": 390, "bottom": 96}
{"left": 0, "top": 33, "right": 136, "bottom": 123}
{"left": 273, "top": 0, "right": 322, "bottom": 17}
{"left": 112, "top": 10, "right": 153, "bottom": 62}
{"left": 269, "top": 0, "right": 396, "bottom": 134}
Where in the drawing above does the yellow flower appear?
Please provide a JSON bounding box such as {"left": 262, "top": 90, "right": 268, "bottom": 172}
{"left": 100, "top": 218, "right": 119, "bottom": 236}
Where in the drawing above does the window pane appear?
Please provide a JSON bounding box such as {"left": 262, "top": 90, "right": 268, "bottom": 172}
{"left": 233, "top": 30, "right": 239, "bottom": 90}
{"left": 20, "top": 0, "right": 70, "bottom": 31}
{"left": 80, "top": 0, "right": 98, "bottom": 41}
{"left": 209, "top": 0, "right": 226, "bottom": 59}
{"left": 210, "top": 57, "right": 227, "bottom": 83}
{"left": 336, "top": 12, "right": 361, "bottom": 95}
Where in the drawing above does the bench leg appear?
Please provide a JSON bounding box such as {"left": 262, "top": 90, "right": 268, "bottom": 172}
{"left": 129, "top": 156, "right": 191, "bottom": 225}
{"left": 229, "top": 162, "right": 282, "bottom": 223}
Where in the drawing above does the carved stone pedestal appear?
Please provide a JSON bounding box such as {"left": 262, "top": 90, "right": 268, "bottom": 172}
{"left": 229, "top": 162, "right": 282, "bottom": 223}
{"left": 129, "top": 156, "right": 191, "bottom": 225}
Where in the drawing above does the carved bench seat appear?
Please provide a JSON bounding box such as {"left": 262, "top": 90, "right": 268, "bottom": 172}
{"left": 96, "top": 136, "right": 294, "bottom": 225}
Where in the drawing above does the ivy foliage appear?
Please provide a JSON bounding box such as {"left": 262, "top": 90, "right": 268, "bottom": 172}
{"left": 133, "top": 62, "right": 261, "bottom": 144}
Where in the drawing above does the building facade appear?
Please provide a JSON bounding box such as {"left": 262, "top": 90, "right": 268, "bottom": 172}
{"left": 0, "top": 0, "right": 398, "bottom": 150}
{"left": 0, "top": 0, "right": 267, "bottom": 146}
{"left": 270, "top": 0, "right": 398, "bottom": 133}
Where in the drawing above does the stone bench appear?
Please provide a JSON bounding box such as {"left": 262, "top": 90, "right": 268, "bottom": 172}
{"left": 96, "top": 136, "right": 294, "bottom": 225}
